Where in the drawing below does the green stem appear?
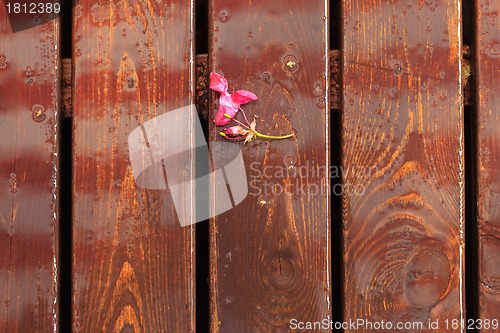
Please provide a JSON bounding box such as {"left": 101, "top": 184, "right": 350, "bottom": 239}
{"left": 254, "top": 132, "right": 295, "bottom": 139}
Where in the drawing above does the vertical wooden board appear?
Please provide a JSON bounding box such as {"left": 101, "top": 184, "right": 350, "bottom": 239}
{"left": 476, "top": 0, "right": 500, "bottom": 327}
{"left": 72, "top": 0, "right": 195, "bottom": 332}
{"left": 0, "top": 6, "right": 60, "bottom": 333}
{"left": 209, "top": 1, "right": 330, "bottom": 331}
{"left": 342, "top": 0, "right": 464, "bottom": 331}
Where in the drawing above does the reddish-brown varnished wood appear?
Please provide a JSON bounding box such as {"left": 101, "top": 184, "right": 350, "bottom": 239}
{"left": 0, "top": 7, "right": 60, "bottom": 332}
{"left": 342, "top": 0, "right": 464, "bottom": 331}
{"left": 476, "top": 0, "right": 500, "bottom": 327}
{"left": 72, "top": 1, "right": 195, "bottom": 332}
{"left": 209, "top": 1, "right": 330, "bottom": 331}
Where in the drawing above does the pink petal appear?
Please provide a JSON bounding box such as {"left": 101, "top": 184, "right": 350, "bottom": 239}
{"left": 209, "top": 72, "right": 228, "bottom": 93}
{"left": 231, "top": 90, "right": 258, "bottom": 105}
{"left": 215, "top": 94, "right": 239, "bottom": 126}
{"left": 222, "top": 126, "right": 246, "bottom": 136}
{"left": 219, "top": 91, "right": 235, "bottom": 109}
{"left": 250, "top": 118, "right": 256, "bottom": 131}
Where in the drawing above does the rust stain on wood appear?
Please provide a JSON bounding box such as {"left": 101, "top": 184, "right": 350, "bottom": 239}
{"left": 342, "top": 0, "right": 465, "bottom": 331}
{"left": 72, "top": 0, "right": 195, "bottom": 331}
{"left": 0, "top": 6, "right": 60, "bottom": 332}
{"left": 209, "top": 1, "right": 330, "bottom": 331}
{"left": 476, "top": 0, "right": 500, "bottom": 326}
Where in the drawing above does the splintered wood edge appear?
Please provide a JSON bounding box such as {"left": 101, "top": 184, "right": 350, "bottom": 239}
{"left": 61, "top": 49, "right": 471, "bottom": 118}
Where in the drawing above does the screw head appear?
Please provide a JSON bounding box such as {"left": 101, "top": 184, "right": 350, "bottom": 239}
{"left": 393, "top": 64, "right": 403, "bottom": 76}
{"left": 32, "top": 105, "right": 46, "bottom": 122}
{"left": 282, "top": 55, "right": 298, "bottom": 73}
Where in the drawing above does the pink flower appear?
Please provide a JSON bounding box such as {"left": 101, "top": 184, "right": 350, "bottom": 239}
{"left": 221, "top": 125, "right": 248, "bottom": 137}
{"left": 210, "top": 72, "right": 258, "bottom": 125}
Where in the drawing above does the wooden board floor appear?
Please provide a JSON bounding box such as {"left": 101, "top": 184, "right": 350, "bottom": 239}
{"left": 0, "top": 0, "right": 500, "bottom": 331}
{"left": 342, "top": 0, "right": 465, "bottom": 331}
{"left": 0, "top": 6, "right": 60, "bottom": 332}
{"left": 476, "top": 0, "right": 500, "bottom": 328}
{"left": 209, "top": 0, "right": 331, "bottom": 331}
{"left": 71, "top": 0, "right": 195, "bottom": 331}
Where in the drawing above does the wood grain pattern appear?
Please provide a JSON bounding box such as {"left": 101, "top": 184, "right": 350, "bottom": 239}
{"left": 342, "top": 0, "right": 465, "bottom": 331}
{"left": 209, "top": 1, "right": 330, "bottom": 331}
{"left": 0, "top": 7, "right": 60, "bottom": 332}
{"left": 476, "top": 0, "right": 500, "bottom": 327}
{"left": 72, "top": 0, "right": 195, "bottom": 331}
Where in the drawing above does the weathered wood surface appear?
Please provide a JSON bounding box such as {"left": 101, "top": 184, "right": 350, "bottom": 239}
{"left": 0, "top": 7, "right": 60, "bottom": 332}
{"left": 72, "top": 0, "right": 195, "bottom": 331}
{"left": 209, "top": 1, "right": 330, "bottom": 331}
{"left": 342, "top": 0, "right": 464, "bottom": 331}
{"left": 476, "top": 0, "right": 500, "bottom": 328}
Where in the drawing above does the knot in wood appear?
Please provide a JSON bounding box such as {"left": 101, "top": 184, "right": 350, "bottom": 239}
{"left": 270, "top": 255, "right": 295, "bottom": 289}
{"left": 404, "top": 249, "right": 450, "bottom": 307}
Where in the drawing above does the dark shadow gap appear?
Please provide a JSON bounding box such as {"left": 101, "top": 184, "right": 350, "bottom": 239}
{"left": 330, "top": 0, "right": 341, "bottom": 50}
{"left": 195, "top": 0, "right": 210, "bottom": 332}
{"left": 463, "top": 0, "right": 479, "bottom": 329}
{"left": 59, "top": 116, "right": 72, "bottom": 333}
{"left": 60, "top": 0, "right": 72, "bottom": 59}
{"left": 330, "top": 109, "right": 344, "bottom": 332}
{"left": 330, "top": 0, "right": 343, "bottom": 331}
{"left": 58, "top": 0, "right": 73, "bottom": 332}
{"left": 465, "top": 104, "right": 479, "bottom": 331}
{"left": 196, "top": 0, "right": 209, "bottom": 55}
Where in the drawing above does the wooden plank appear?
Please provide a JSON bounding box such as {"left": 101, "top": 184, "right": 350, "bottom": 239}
{"left": 0, "top": 6, "right": 60, "bottom": 332}
{"left": 342, "top": 0, "right": 464, "bottom": 331}
{"left": 72, "top": 0, "right": 195, "bottom": 331}
{"left": 209, "top": 1, "right": 330, "bottom": 331}
{"left": 476, "top": 0, "right": 500, "bottom": 328}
